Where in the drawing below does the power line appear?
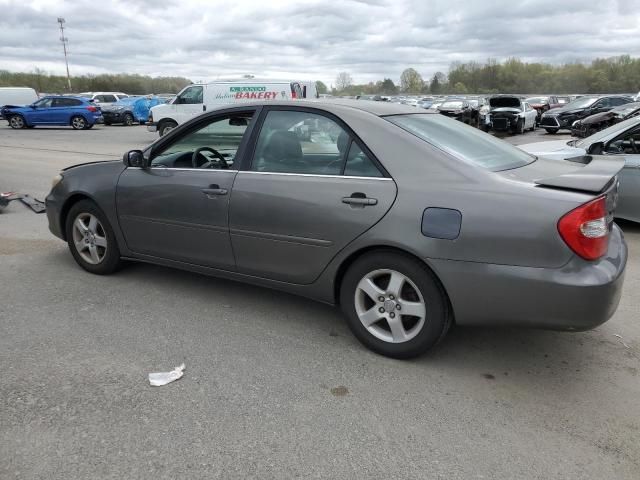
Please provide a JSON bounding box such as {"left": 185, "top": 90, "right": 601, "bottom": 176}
{"left": 57, "top": 17, "right": 71, "bottom": 91}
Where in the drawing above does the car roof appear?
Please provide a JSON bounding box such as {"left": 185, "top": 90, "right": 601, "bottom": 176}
{"left": 221, "top": 99, "right": 427, "bottom": 117}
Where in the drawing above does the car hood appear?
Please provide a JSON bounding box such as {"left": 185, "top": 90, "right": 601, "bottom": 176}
{"left": 489, "top": 97, "right": 521, "bottom": 108}
{"left": 1, "top": 104, "right": 29, "bottom": 112}
{"left": 546, "top": 106, "right": 586, "bottom": 115}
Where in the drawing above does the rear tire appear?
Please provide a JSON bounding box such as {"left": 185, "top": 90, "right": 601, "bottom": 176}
{"left": 123, "top": 113, "right": 134, "bottom": 126}
{"left": 545, "top": 128, "right": 558, "bottom": 134}
{"left": 340, "top": 251, "right": 451, "bottom": 359}
{"left": 9, "top": 115, "right": 25, "bottom": 129}
{"left": 65, "top": 199, "right": 123, "bottom": 275}
{"left": 71, "top": 115, "right": 87, "bottom": 130}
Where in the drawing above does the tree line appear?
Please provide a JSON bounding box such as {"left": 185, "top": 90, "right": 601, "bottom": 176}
{"left": 330, "top": 55, "right": 640, "bottom": 96}
{"left": 0, "top": 69, "right": 192, "bottom": 95}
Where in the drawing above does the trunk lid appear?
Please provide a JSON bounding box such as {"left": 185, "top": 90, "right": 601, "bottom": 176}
{"left": 499, "top": 155, "right": 624, "bottom": 193}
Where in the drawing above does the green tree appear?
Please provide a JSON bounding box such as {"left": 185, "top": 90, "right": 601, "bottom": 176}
{"left": 400, "top": 68, "right": 424, "bottom": 93}
{"left": 315, "top": 80, "right": 328, "bottom": 94}
{"left": 380, "top": 78, "right": 398, "bottom": 95}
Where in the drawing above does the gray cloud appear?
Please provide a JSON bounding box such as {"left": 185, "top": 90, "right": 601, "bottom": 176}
{"left": 0, "top": 0, "right": 639, "bottom": 86}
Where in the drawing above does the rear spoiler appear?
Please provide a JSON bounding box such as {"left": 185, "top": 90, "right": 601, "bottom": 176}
{"left": 534, "top": 155, "right": 625, "bottom": 193}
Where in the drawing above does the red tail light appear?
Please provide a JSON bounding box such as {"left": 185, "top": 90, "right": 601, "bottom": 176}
{"left": 558, "top": 196, "right": 609, "bottom": 260}
{"left": 291, "top": 90, "right": 297, "bottom": 99}
{"left": 86, "top": 106, "right": 98, "bottom": 112}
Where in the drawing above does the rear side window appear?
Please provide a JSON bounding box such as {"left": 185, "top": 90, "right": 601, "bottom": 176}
{"left": 252, "top": 110, "right": 383, "bottom": 177}
{"left": 386, "top": 114, "right": 535, "bottom": 171}
{"left": 54, "top": 98, "right": 82, "bottom": 107}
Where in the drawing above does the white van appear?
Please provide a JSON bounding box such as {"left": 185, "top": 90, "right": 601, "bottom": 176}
{"left": 0, "top": 87, "right": 39, "bottom": 117}
{"left": 148, "top": 80, "right": 311, "bottom": 136}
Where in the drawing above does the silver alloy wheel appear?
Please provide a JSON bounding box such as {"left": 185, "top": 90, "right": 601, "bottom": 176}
{"left": 10, "top": 116, "right": 24, "bottom": 128}
{"left": 354, "top": 269, "right": 426, "bottom": 343}
{"left": 71, "top": 213, "right": 108, "bottom": 264}
{"left": 161, "top": 124, "right": 175, "bottom": 136}
{"left": 72, "top": 116, "right": 86, "bottom": 129}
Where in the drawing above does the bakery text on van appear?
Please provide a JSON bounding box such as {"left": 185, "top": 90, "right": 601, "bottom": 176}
{"left": 229, "top": 86, "right": 283, "bottom": 100}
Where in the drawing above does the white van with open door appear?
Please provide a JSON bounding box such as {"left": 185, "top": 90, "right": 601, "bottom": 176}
{"left": 148, "top": 80, "right": 310, "bottom": 136}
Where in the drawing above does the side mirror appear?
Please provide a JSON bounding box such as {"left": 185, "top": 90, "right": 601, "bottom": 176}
{"left": 123, "top": 150, "right": 148, "bottom": 168}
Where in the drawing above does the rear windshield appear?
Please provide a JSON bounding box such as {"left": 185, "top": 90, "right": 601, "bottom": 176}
{"left": 386, "top": 114, "right": 535, "bottom": 171}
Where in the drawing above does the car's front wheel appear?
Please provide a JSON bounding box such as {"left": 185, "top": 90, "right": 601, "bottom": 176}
{"left": 65, "top": 200, "right": 122, "bottom": 275}
{"left": 9, "top": 115, "right": 25, "bottom": 129}
{"left": 158, "top": 120, "right": 178, "bottom": 137}
{"left": 123, "top": 113, "right": 134, "bottom": 126}
{"left": 340, "top": 251, "right": 451, "bottom": 359}
{"left": 71, "top": 115, "right": 87, "bottom": 130}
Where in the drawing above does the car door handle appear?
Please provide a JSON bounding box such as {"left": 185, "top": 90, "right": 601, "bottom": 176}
{"left": 202, "top": 185, "right": 228, "bottom": 196}
{"left": 342, "top": 193, "right": 377, "bottom": 206}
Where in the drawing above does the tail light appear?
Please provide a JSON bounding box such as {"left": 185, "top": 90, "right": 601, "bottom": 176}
{"left": 86, "top": 106, "right": 98, "bottom": 112}
{"left": 558, "top": 196, "right": 609, "bottom": 260}
{"left": 291, "top": 86, "right": 297, "bottom": 99}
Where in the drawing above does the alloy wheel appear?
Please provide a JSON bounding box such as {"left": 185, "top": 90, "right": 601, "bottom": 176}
{"left": 72, "top": 116, "right": 86, "bottom": 129}
{"left": 10, "top": 116, "right": 24, "bottom": 128}
{"left": 354, "top": 269, "right": 426, "bottom": 343}
{"left": 71, "top": 213, "right": 108, "bottom": 264}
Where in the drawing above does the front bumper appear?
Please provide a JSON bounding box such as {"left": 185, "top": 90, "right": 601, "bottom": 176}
{"left": 430, "top": 224, "right": 627, "bottom": 330}
{"left": 103, "top": 111, "right": 127, "bottom": 123}
{"left": 541, "top": 115, "right": 575, "bottom": 130}
{"left": 45, "top": 191, "right": 64, "bottom": 240}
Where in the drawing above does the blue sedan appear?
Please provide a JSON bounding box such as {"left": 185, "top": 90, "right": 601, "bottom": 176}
{"left": 1, "top": 96, "right": 103, "bottom": 130}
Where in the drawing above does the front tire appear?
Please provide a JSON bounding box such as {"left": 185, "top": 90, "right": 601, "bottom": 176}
{"left": 71, "top": 115, "right": 87, "bottom": 130}
{"left": 340, "top": 251, "right": 451, "bottom": 359}
{"left": 158, "top": 120, "right": 178, "bottom": 137}
{"left": 123, "top": 113, "right": 134, "bottom": 126}
{"left": 9, "top": 115, "right": 25, "bottom": 129}
{"left": 65, "top": 200, "right": 122, "bottom": 275}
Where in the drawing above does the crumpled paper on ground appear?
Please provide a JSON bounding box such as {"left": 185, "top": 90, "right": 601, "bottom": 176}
{"left": 148, "top": 364, "right": 185, "bottom": 387}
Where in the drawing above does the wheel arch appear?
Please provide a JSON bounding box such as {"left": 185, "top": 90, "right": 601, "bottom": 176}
{"left": 333, "top": 245, "right": 455, "bottom": 323}
{"left": 58, "top": 192, "right": 98, "bottom": 240}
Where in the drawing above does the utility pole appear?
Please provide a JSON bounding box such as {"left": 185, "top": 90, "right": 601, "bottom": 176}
{"left": 57, "top": 17, "right": 72, "bottom": 91}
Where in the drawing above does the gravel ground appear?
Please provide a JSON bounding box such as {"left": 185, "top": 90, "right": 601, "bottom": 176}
{"left": 1, "top": 123, "right": 639, "bottom": 480}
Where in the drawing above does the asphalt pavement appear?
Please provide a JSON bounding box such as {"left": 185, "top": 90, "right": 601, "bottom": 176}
{"left": 1, "top": 123, "right": 639, "bottom": 479}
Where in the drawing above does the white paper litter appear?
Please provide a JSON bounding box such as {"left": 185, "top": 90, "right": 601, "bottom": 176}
{"left": 148, "top": 363, "right": 185, "bottom": 386}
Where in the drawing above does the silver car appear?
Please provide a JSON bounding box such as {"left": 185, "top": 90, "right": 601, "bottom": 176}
{"left": 519, "top": 116, "right": 640, "bottom": 223}
{"left": 45, "top": 100, "right": 627, "bottom": 358}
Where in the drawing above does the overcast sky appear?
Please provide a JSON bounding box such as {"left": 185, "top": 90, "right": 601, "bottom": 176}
{"left": 1, "top": 0, "right": 639, "bottom": 86}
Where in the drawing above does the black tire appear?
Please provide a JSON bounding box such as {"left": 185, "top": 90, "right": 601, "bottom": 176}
{"left": 545, "top": 128, "right": 558, "bottom": 134}
{"left": 515, "top": 118, "right": 525, "bottom": 135}
{"left": 65, "top": 199, "right": 123, "bottom": 275}
{"left": 158, "top": 120, "right": 178, "bottom": 137}
{"left": 9, "top": 115, "right": 26, "bottom": 129}
{"left": 71, "top": 115, "right": 87, "bottom": 130}
{"left": 123, "top": 113, "right": 134, "bottom": 126}
{"left": 339, "top": 251, "right": 451, "bottom": 359}
{"left": 104, "top": 121, "right": 112, "bottom": 126}
{"left": 83, "top": 123, "right": 93, "bottom": 130}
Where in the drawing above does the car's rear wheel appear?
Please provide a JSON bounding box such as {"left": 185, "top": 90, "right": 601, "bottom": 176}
{"left": 123, "top": 113, "right": 134, "bottom": 126}
{"left": 71, "top": 116, "right": 87, "bottom": 130}
{"left": 340, "top": 251, "right": 451, "bottom": 359}
{"left": 545, "top": 128, "right": 558, "bottom": 134}
{"left": 65, "top": 200, "right": 122, "bottom": 275}
{"left": 9, "top": 115, "right": 25, "bottom": 129}
{"left": 158, "top": 120, "right": 178, "bottom": 137}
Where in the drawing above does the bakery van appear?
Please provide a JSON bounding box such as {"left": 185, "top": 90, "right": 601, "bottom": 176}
{"left": 148, "top": 80, "right": 311, "bottom": 136}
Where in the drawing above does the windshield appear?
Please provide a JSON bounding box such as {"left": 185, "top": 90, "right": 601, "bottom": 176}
{"left": 386, "top": 114, "right": 535, "bottom": 171}
{"left": 440, "top": 101, "right": 463, "bottom": 109}
{"left": 565, "top": 96, "right": 598, "bottom": 109}
{"left": 575, "top": 116, "right": 640, "bottom": 147}
{"left": 525, "top": 97, "right": 547, "bottom": 104}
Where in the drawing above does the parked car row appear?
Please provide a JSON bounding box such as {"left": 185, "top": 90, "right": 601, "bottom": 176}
{"left": 1, "top": 92, "right": 165, "bottom": 130}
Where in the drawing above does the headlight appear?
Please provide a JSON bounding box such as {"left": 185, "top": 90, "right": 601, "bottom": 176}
{"left": 51, "top": 173, "right": 63, "bottom": 189}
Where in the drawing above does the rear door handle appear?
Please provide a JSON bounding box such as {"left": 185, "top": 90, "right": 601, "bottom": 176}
{"left": 202, "top": 185, "right": 228, "bottom": 197}
{"left": 342, "top": 193, "right": 377, "bottom": 206}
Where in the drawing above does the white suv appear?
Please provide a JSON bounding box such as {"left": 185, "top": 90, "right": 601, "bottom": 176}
{"left": 79, "top": 92, "right": 129, "bottom": 107}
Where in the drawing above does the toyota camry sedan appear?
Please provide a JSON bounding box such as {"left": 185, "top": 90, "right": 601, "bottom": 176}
{"left": 46, "top": 100, "right": 627, "bottom": 358}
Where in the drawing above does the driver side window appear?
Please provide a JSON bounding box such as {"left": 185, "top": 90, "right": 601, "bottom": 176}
{"left": 605, "top": 128, "right": 640, "bottom": 155}
{"left": 176, "top": 86, "right": 203, "bottom": 105}
{"left": 151, "top": 112, "right": 254, "bottom": 169}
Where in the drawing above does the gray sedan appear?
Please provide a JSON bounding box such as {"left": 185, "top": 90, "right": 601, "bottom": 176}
{"left": 46, "top": 100, "right": 627, "bottom": 358}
